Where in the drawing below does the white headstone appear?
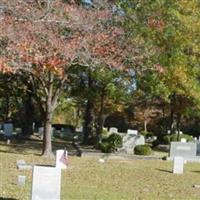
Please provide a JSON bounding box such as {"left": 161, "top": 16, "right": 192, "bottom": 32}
{"left": 176, "top": 131, "right": 183, "bottom": 135}
{"left": 152, "top": 136, "right": 157, "bottom": 140}
{"left": 181, "top": 138, "right": 187, "bottom": 143}
{"left": 75, "top": 126, "right": 83, "bottom": 132}
{"left": 4, "top": 123, "right": 13, "bottom": 137}
{"left": 99, "top": 158, "right": 105, "bottom": 163}
{"left": 173, "top": 157, "right": 184, "bottom": 174}
{"left": 109, "top": 127, "right": 118, "bottom": 134}
{"left": 38, "top": 127, "right": 44, "bottom": 139}
{"left": 31, "top": 166, "right": 61, "bottom": 200}
{"left": 135, "top": 135, "right": 145, "bottom": 146}
{"left": 56, "top": 150, "right": 68, "bottom": 169}
{"left": 127, "top": 129, "right": 138, "bottom": 136}
{"left": 194, "top": 137, "right": 197, "bottom": 141}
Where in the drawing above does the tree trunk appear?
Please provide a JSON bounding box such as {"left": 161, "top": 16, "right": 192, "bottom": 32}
{"left": 42, "top": 103, "right": 53, "bottom": 156}
{"left": 177, "top": 113, "right": 181, "bottom": 141}
{"left": 170, "top": 93, "right": 176, "bottom": 135}
{"left": 96, "top": 90, "right": 105, "bottom": 142}
{"left": 22, "top": 85, "right": 34, "bottom": 136}
{"left": 42, "top": 73, "right": 54, "bottom": 157}
{"left": 82, "top": 99, "right": 94, "bottom": 144}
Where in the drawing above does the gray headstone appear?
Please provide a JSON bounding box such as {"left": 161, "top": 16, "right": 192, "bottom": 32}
{"left": 173, "top": 157, "right": 184, "bottom": 174}
{"left": 170, "top": 142, "right": 196, "bottom": 159}
{"left": 31, "top": 166, "right": 61, "bottom": 200}
{"left": 196, "top": 142, "right": 200, "bottom": 156}
{"left": 4, "top": 123, "right": 13, "bottom": 137}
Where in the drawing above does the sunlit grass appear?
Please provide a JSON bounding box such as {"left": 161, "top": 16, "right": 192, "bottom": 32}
{"left": 1, "top": 139, "right": 200, "bottom": 200}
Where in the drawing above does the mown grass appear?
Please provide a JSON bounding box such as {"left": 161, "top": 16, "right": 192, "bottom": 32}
{"left": 1, "top": 139, "right": 200, "bottom": 200}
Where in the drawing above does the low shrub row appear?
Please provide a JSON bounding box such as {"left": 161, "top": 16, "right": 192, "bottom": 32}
{"left": 153, "top": 133, "right": 193, "bottom": 147}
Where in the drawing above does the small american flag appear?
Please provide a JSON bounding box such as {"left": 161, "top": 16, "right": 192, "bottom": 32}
{"left": 59, "top": 149, "right": 68, "bottom": 166}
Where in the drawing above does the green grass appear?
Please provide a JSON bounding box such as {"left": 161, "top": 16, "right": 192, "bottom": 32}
{"left": 1, "top": 139, "right": 200, "bottom": 199}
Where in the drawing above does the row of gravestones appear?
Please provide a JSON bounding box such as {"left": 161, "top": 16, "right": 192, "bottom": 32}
{"left": 17, "top": 149, "right": 68, "bottom": 200}
{"left": 169, "top": 140, "right": 200, "bottom": 174}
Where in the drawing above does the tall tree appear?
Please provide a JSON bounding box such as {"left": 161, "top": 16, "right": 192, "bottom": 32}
{"left": 120, "top": 0, "right": 200, "bottom": 135}
{"left": 0, "top": 1, "right": 127, "bottom": 155}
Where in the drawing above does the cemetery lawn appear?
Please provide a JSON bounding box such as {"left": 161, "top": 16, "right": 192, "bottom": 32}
{"left": 1, "top": 140, "right": 200, "bottom": 200}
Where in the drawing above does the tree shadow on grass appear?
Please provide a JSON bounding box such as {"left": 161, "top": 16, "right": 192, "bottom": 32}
{"left": 191, "top": 171, "right": 200, "bottom": 173}
{"left": 0, "top": 198, "right": 17, "bottom": 200}
{"left": 0, "top": 137, "right": 77, "bottom": 156}
{"left": 156, "top": 168, "right": 172, "bottom": 174}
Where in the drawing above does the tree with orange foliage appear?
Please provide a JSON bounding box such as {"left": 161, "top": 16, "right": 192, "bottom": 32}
{"left": 0, "top": 0, "right": 127, "bottom": 156}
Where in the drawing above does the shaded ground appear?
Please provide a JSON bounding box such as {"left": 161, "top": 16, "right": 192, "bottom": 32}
{"left": 0, "top": 134, "right": 77, "bottom": 156}
{"left": 1, "top": 139, "right": 200, "bottom": 199}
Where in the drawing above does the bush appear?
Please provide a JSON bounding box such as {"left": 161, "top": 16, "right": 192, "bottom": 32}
{"left": 99, "top": 133, "right": 122, "bottom": 153}
{"left": 170, "top": 134, "right": 193, "bottom": 142}
{"left": 101, "top": 129, "right": 108, "bottom": 138}
{"left": 163, "top": 135, "right": 170, "bottom": 145}
{"left": 153, "top": 133, "right": 193, "bottom": 146}
{"left": 107, "top": 133, "right": 123, "bottom": 148}
{"left": 141, "top": 131, "right": 153, "bottom": 138}
{"left": 99, "top": 142, "right": 114, "bottom": 153}
{"left": 152, "top": 139, "right": 160, "bottom": 147}
{"left": 134, "top": 145, "right": 152, "bottom": 155}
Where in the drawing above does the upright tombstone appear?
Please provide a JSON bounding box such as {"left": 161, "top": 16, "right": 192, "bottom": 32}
{"left": 109, "top": 127, "right": 118, "bottom": 134}
{"left": 176, "top": 131, "right": 183, "bottom": 135}
{"left": 56, "top": 149, "right": 68, "bottom": 169}
{"left": 173, "top": 157, "right": 184, "bottom": 174}
{"left": 135, "top": 135, "right": 145, "bottom": 146}
{"left": 75, "top": 126, "right": 83, "bottom": 133}
{"left": 4, "top": 122, "right": 13, "bottom": 137}
{"left": 181, "top": 138, "right": 187, "bottom": 143}
{"left": 127, "top": 129, "right": 138, "bottom": 136}
{"left": 170, "top": 142, "right": 196, "bottom": 160}
{"left": 38, "top": 127, "right": 44, "bottom": 139}
{"left": 31, "top": 166, "right": 61, "bottom": 200}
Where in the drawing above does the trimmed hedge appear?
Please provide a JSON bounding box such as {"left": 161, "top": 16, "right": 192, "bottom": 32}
{"left": 153, "top": 134, "right": 194, "bottom": 146}
{"left": 134, "top": 144, "right": 152, "bottom": 155}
